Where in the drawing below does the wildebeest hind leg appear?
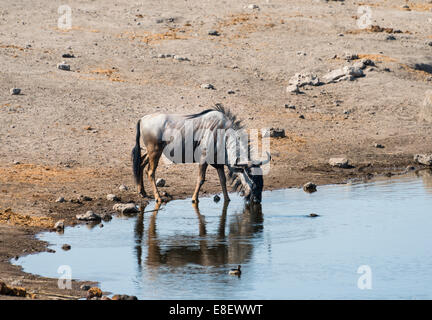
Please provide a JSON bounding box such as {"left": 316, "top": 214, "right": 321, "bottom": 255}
{"left": 146, "top": 150, "right": 163, "bottom": 203}
{"left": 138, "top": 153, "right": 149, "bottom": 197}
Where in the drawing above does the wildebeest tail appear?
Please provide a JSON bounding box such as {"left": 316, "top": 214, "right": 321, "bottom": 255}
{"left": 132, "top": 119, "right": 142, "bottom": 185}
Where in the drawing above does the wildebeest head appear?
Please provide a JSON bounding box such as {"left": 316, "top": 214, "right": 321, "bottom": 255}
{"left": 230, "top": 152, "right": 270, "bottom": 203}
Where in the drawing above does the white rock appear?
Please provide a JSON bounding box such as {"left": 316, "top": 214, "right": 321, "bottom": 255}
{"left": 286, "top": 84, "right": 300, "bottom": 93}
{"left": 288, "top": 72, "right": 320, "bottom": 87}
{"left": 201, "top": 83, "right": 215, "bottom": 90}
{"left": 55, "top": 197, "right": 65, "bottom": 203}
{"left": 119, "top": 184, "right": 128, "bottom": 191}
{"left": 106, "top": 194, "right": 120, "bottom": 201}
{"left": 173, "top": 55, "right": 189, "bottom": 61}
{"left": 247, "top": 4, "right": 259, "bottom": 9}
{"left": 57, "top": 62, "right": 70, "bottom": 71}
{"left": 113, "top": 203, "right": 139, "bottom": 214}
{"left": 414, "top": 154, "right": 432, "bottom": 166}
{"left": 76, "top": 210, "right": 101, "bottom": 221}
{"left": 323, "top": 68, "right": 346, "bottom": 83}
{"left": 329, "top": 158, "right": 350, "bottom": 168}
{"left": 54, "top": 220, "right": 64, "bottom": 230}
{"left": 343, "top": 66, "right": 364, "bottom": 77}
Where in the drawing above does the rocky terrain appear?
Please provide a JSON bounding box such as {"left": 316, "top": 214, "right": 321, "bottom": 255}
{"left": 1, "top": 0, "right": 432, "bottom": 299}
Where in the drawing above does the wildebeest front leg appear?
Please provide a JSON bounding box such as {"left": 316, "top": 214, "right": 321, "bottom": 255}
{"left": 192, "top": 163, "right": 208, "bottom": 203}
{"left": 216, "top": 165, "right": 230, "bottom": 202}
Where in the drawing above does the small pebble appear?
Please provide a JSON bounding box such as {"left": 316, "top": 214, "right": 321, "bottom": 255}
{"left": 55, "top": 197, "right": 65, "bottom": 203}
{"left": 201, "top": 83, "right": 215, "bottom": 90}
{"left": 119, "top": 184, "right": 128, "bottom": 191}
{"left": 10, "top": 88, "right": 21, "bottom": 95}
{"left": 156, "top": 178, "right": 166, "bottom": 187}
{"left": 57, "top": 62, "right": 70, "bottom": 71}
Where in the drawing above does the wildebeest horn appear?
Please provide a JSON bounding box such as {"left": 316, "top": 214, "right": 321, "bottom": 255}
{"left": 234, "top": 157, "right": 249, "bottom": 168}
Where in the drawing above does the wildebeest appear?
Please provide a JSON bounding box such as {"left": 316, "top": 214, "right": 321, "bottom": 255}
{"left": 132, "top": 105, "right": 270, "bottom": 204}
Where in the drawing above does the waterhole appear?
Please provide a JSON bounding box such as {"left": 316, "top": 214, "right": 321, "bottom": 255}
{"left": 14, "top": 170, "right": 432, "bottom": 299}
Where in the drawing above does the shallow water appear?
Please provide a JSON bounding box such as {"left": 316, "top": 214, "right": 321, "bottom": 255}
{"left": 14, "top": 171, "right": 432, "bottom": 299}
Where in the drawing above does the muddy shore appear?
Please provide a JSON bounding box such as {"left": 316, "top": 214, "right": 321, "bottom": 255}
{"left": 1, "top": 0, "right": 432, "bottom": 299}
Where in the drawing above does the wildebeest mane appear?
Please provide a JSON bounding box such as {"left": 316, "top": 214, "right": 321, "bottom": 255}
{"left": 186, "top": 105, "right": 243, "bottom": 131}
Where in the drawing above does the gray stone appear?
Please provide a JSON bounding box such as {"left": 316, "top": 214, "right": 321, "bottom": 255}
{"left": 55, "top": 197, "right": 65, "bottom": 203}
{"left": 62, "top": 244, "right": 71, "bottom": 251}
{"left": 414, "top": 154, "right": 432, "bottom": 166}
{"left": 76, "top": 210, "right": 101, "bottom": 221}
{"left": 10, "top": 88, "right": 21, "bottom": 95}
{"left": 156, "top": 178, "right": 166, "bottom": 187}
{"left": 303, "top": 182, "right": 317, "bottom": 193}
{"left": 264, "top": 128, "right": 285, "bottom": 138}
{"left": 201, "top": 83, "right": 215, "bottom": 90}
{"left": 323, "top": 68, "right": 347, "bottom": 83}
{"left": 119, "top": 184, "right": 128, "bottom": 191}
{"left": 213, "top": 195, "right": 221, "bottom": 202}
{"left": 343, "top": 52, "right": 358, "bottom": 61}
{"left": 344, "top": 66, "right": 364, "bottom": 78}
{"left": 173, "top": 55, "right": 189, "bottom": 61}
{"left": 113, "top": 203, "right": 139, "bottom": 214}
{"left": 286, "top": 84, "right": 300, "bottom": 93}
{"left": 329, "top": 157, "right": 350, "bottom": 168}
{"left": 77, "top": 195, "right": 92, "bottom": 201}
{"left": 288, "top": 72, "right": 320, "bottom": 87}
{"left": 54, "top": 220, "right": 64, "bottom": 230}
{"left": 247, "top": 4, "right": 259, "bottom": 9}
{"left": 323, "top": 65, "right": 364, "bottom": 83}
{"left": 106, "top": 194, "right": 120, "bottom": 201}
{"left": 57, "top": 62, "right": 70, "bottom": 71}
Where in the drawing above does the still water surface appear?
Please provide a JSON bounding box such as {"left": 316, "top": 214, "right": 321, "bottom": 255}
{"left": 15, "top": 171, "right": 432, "bottom": 299}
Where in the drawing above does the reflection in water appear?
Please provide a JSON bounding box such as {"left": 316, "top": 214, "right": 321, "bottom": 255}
{"left": 134, "top": 201, "right": 264, "bottom": 270}
{"left": 418, "top": 169, "right": 432, "bottom": 192}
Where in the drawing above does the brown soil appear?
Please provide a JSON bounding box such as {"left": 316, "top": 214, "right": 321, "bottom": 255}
{"left": 1, "top": 0, "right": 432, "bottom": 299}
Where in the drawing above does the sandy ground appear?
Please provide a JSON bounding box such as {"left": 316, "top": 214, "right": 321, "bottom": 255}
{"left": 1, "top": 0, "right": 432, "bottom": 299}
